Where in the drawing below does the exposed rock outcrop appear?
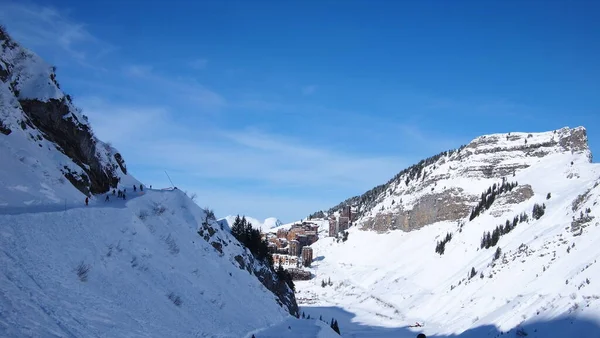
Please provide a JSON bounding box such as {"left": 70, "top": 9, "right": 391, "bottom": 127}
{"left": 362, "top": 188, "right": 474, "bottom": 232}
{"left": 0, "top": 26, "right": 126, "bottom": 196}
{"left": 202, "top": 218, "right": 299, "bottom": 317}
{"left": 318, "top": 127, "right": 590, "bottom": 233}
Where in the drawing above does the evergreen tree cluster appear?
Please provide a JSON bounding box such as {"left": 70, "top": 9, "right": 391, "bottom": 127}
{"left": 435, "top": 232, "right": 453, "bottom": 255}
{"left": 469, "top": 180, "right": 518, "bottom": 221}
{"left": 320, "top": 145, "right": 467, "bottom": 221}
{"left": 230, "top": 215, "right": 272, "bottom": 265}
{"left": 480, "top": 213, "right": 526, "bottom": 249}
{"left": 321, "top": 277, "right": 333, "bottom": 288}
{"left": 532, "top": 203, "right": 546, "bottom": 220}
{"left": 308, "top": 210, "right": 325, "bottom": 219}
{"left": 330, "top": 318, "right": 341, "bottom": 335}
{"left": 342, "top": 231, "right": 349, "bottom": 242}
{"left": 276, "top": 264, "right": 295, "bottom": 292}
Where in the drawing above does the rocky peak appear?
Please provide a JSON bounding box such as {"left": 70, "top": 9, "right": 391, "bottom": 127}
{"left": 0, "top": 26, "right": 127, "bottom": 197}
{"left": 319, "top": 127, "right": 592, "bottom": 232}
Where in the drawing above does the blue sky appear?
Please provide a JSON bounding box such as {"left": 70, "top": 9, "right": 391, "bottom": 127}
{"left": 1, "top": 0, "right": 599, "bottom": 222}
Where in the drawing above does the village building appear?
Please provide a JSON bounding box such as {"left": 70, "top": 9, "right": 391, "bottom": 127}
{"left": 272, "top": 254, "right": 298, "bottom": 267}
{"left": 328, "top": 216, "right": 338, "bottom": 237}
{"left": 301, "top": 246, "right": 313, "bottom": 267}
{"left": 276, "top": 228, "right": 288, "bottom": 239}
{"left": 287, "top": 268, "right": 312, "bottom": 281}
{"left": 328, "top": 206, "right": 353, "bottom": 236}
{"left": 288, "top": 240, "right": 300, "bottom": 257}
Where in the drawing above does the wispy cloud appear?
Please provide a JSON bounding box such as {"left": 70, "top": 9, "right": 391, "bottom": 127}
{"left": 189, "top": 58, "right": 208, "bottom": 70}
{"left": 0, "top": 2, "right": 113, "bottom": 66}
{"left": 124, "top": 64, "right": 154, "bottom": 78}
{"left": 122, "top": 63, "right": 226, "bottom": 111}
{"left": 302, "top": 84, "right": 318, "bottom": 95}
{"left": 81, "top": 98, "right": 406, "bottom": 192}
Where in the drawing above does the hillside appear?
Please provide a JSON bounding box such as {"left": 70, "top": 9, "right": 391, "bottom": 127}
{"left": 0, "top": 26, "right": 345, "bottom": 338}
{"left": 300, "top": 127, "right": 600, "bottom": 337}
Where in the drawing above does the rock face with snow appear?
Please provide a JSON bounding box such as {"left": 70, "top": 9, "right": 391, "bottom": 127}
{"left": 0, "top": 27, "right": 124, "bottom": 199}
{"left": 0, "top": 27, "right": 307, "bottom": 337}
{"left": 300, "top": 126, "right": 600, "bottom": 336}
{"left": 324, "top": 127, "right": 591, "bottom": 232}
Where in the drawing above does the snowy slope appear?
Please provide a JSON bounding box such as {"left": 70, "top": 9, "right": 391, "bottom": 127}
{"left": 298, "top": 127, "right": 600, "bottom": 337}
{"left": 0, "top": 189, "right": 293, "bottom": 337}
{"left": 0, "top": 27, "right": 342, "bottom": 338}
{"left": 219, "top": 215, "right": 283, "bottom": 232}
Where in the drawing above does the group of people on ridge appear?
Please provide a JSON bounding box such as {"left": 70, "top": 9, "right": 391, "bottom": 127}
{"left": 85, "top": 184, "right": 146, "bottom": 205}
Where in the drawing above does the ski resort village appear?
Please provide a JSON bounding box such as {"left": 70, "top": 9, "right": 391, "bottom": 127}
{"left": 1, "top": 2, "right": 600, "bottom": 338}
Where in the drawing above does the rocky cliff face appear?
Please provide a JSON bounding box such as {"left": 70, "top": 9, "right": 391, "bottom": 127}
{"left": 198, "top": 214, "right": 299, "bottom": 316}
{"left": 323, "top": 127, "right": 591, "bottom": 232}
{"left": 0, "top": 26, "right": 125, "bottom": 197}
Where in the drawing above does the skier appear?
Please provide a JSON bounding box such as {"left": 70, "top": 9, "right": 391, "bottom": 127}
{"left": 118, "top": 190, "right": 122, "bottom": 198}
{"left": 85, "top": 197, "right": 89, "bottom": 206}
{"left": 140, "top": 184, "right": 143, "bottom": 191}
{"left": 112, "top": 189, "right": 116, "bottom": 196}
{"left": 150, "top": 185, "right": 152, "bottom": 189}
{"left": 133, "top": 185, "right": 137, "bottom": 192}
{"left": 122, "top": 193, "right": 126, "bottom": 200}
{"left": 105, "top": 195, "right": 109, "bottom": 202}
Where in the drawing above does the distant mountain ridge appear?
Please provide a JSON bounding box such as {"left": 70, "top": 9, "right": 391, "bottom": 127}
{"left": 317, "top": 126, "right": 591, "bottom": 231}
{"left": 297, "top": 126, "right": 600, "bottom": 335}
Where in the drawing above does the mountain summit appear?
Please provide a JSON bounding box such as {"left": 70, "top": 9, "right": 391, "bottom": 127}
{"left": 321, "top": 126, "right": 591, "bottom": 231}
{"left": 300, "top": 126, "right": 600, "bottom": 336}
{"left": 0, "top": 26, "right": 130, "bottom": 207}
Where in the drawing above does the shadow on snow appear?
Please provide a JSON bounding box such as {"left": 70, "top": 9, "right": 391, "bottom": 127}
{"left": 301, "top": 306, "right": 600, "bottom": 338}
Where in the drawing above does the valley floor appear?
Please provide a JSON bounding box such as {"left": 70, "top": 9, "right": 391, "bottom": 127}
{"left": 299, "top": 305, "right": 600, "bottom": 338}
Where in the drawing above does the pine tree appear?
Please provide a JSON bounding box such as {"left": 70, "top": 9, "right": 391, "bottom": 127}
{"left": 532, "top": 203, "right": 545, "bottom": 220}
{"left": 494, "top": 246, "right": 502, "bottom": 261}
{"left": 330, "top": 319, "right": 340, "bottom": 334}
{"left": 469, "top": 267, "right": 477, "bottom": 279}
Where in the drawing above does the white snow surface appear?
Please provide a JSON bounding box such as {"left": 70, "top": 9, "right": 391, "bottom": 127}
{"left": 0, "top": 29, "right": 338, "bottom": 338}
{"left": 296, "top": 129, "right": 600, "bottom": 337}
{"left": 0, "top": 189, "right": 305, "bottom": 337}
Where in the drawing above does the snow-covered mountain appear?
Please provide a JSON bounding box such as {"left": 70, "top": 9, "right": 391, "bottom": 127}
{"left": 219, "top": 215, "right": 283, "bottom": 232}
{"left": 300, "top": 127, "right": 600, "bottom": 337}
{"left": 0, "top": 26, "right": 344, "bottom": 338}
{"left": 0, "top": 27, "right": 134, "bottom": 209}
